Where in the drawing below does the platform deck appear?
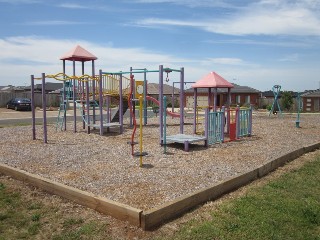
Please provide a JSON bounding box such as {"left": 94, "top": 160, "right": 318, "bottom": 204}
{"left": 165, "top": 134, "right": 207, "bottom": 151}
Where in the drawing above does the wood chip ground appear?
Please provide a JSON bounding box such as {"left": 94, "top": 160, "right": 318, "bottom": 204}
{"left": 0, "top": 112, "right": 319, "bottom": 210}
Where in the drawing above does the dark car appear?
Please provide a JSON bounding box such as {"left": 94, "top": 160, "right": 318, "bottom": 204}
{"left": 6, "top": 98, "right": 32, "bottom": 111}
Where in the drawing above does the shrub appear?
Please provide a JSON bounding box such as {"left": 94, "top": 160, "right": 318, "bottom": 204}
{"left": 281, "top": 91, "right": 294, "bottom": 111}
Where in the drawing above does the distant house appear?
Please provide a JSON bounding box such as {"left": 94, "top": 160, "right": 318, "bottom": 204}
{"left": 24, "top": 82, "right": 63, "bottom": 93}
{"left": 0, "top": 85, "right": 25, "bottom": 93}
{"left": 184, "top": 83, "right": 261, "bottom": 108}
{"left": 146, "top": 83, "right": 180, "bottom": 106}
{"left": 301, "top": 89, "right": 320, "bottom": 112}
{"left": 261, "top": 90, "right": 280, "bottom": 100}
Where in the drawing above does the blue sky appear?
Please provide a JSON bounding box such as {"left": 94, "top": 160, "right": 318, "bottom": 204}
{"left": 0, "top": 0, "right": 320, "bottom": 91}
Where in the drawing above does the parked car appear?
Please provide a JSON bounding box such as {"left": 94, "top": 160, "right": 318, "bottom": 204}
{"left": 6, "top": 98, "right": 32, "bottom": 111}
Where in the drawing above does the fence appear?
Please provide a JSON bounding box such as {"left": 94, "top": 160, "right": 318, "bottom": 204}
{"left": 0, "top": 92, "right": 60, "bottom": 108}
{"left": 237, "top": 108, "right": 252, "bottom": 137}
{"left": 207, "top": 109, "right": 225, "bottom": 145}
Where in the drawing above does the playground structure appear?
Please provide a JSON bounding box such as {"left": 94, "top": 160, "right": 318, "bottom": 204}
{"left": 269, "top": 85, "right": 282, "bottom": 116}
{"left": 30, "top": 45, "right": 253, "bottom": 158}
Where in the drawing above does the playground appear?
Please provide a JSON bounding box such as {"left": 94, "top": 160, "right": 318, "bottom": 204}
{"left": 1, "top": 45, "right": 320, "bottom": 229}
{"left": 1, "top": 112, "right": 320, "bottom": 227}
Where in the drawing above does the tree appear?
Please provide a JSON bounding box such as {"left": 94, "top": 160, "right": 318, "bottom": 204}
{"left": 281, "top": 91, "right": 294, "bottom": 111}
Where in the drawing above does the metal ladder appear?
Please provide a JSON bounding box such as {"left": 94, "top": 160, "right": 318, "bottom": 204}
{"left": 56, "top": 101, "right": 66, "bottom": 131}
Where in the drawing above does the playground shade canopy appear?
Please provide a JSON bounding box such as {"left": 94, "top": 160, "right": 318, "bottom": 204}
{"left": 60, "top": 45, "right": 98, "bottom": 62}
{"left": 192, "top": 72, "right": 234, "bottom": 88}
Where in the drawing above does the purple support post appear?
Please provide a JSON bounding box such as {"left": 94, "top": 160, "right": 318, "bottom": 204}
{"left": 99, "top": 70, "right": 104, "bottom": 136}
{"left": 82, "top": 61, "right": 85, "bottom": 130}
{"left": 129, "top": 67, "right": 133, "bottom": 127}
{"left": 179, "top": 67, "right": 184, "bottom": 134}
{"left": 159, "top": 65, "right": 164, "bottom": 144}
{"left": 143, "top": 70, "right": 147, "bottom": 125}
{"left": 31, "top": 75, "right": 36, "bottom": 140}
{"left": 41, "top": 73, "right": 47, "bottom": 143}
{"left": 73, "top": 60, "right": 77, "bottom": 133}
{"left": 92, "top": 60, "right": 96, "bottom": 125}
{"left": 63, "top": 60, "right": 67, "bottom": 131}
{"left": 85, "top": 79, "right": 90, "bottom": 134}
{"left": 193, "top": 88, "right": 197, "bottom": 134}
{"left": 227, "top": 88, "right": 232, "bottom": 106}
{"left": 213, "top": 88, "right": 217, "bottom": 111}
{"left": 184, "top": 141, "right": 189, "bottom": 152}
{"left": 208, "top": 88, "right": 211, "bottom": 111}
{"left": 119, "top": 73, "right": 123, "bottom": 134}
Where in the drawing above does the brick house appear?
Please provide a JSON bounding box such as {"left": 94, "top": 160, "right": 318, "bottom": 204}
{"left": 184, "top": 83, "right": 261, "bottom": 108}
{"left": 301, "top": 90, "right": 320, "bottom": 112}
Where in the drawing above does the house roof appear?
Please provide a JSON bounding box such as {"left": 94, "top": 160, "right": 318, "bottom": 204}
{"left": 60, "top": 45, "right": 98, "bottom": 62}
{"left": 24, "top": 82, "right": 63, "bottom": 92}
{"left": 147, "top": 83, "right": 180, "bottom": 95}
{"left": 0, "top": 85, "right": 25, "bottom": 92}
{"left": 192, "top": 72, "right": 234, "bottom": 88}
{"left": 301, "top": 89, "right": 320, "bottom": 97}
{"left": 185, "top": 83, "right": 260, "bottom": 94}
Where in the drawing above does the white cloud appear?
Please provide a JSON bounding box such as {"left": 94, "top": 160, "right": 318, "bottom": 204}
{"left": 0, "top": 36, "right": 190, "bottom": 85}
{"left": 58, "top": 3, "right": 90, "bottom": 9}
{"left": 134, "top": 1, "right": 320, "bottom": 36}
{"left": 203, "top": 39, "right": 314, "bottom": 48}
{"left": 278, "top": 53, "right": 299, "bottom": 62}
{"left": 0, "top": 36, "right": 318, "bottom": 92}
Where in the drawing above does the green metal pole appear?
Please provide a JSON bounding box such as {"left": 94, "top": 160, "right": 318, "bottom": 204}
{"left": 296, "top": 92, "right": 301, "bottom": 128}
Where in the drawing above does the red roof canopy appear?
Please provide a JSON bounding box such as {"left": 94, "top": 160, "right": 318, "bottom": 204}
{"left": 192, "top": 72, "right": 234, "bottom": 88}
{"left": 60, "top": 45, "right": 97, "bottom": 62}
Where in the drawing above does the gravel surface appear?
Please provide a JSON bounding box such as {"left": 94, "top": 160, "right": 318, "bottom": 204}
{"left": 0, "top": 112, "right": 319, "bottom": 210}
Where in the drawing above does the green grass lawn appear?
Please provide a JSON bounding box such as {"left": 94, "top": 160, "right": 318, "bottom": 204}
{"left": 169, "top": 155, "right": 320, "bottom": 240}
{"left": 0, "top": 154, "right": 320, "bottom": 239}
{"left": 0, "top": 182, "right": 110, "bottom": 240}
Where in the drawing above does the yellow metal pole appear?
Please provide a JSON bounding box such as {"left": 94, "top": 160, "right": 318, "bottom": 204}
{"left": 139, "top": 96, "right": 143, "bottom": 167}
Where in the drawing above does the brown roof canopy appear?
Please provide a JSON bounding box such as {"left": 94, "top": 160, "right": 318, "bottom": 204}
{"left": 60, "top": 45, "right": 97, "bottom": 62}
{"left": 192, "top": 72, "right": 234, "bottom": 88}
